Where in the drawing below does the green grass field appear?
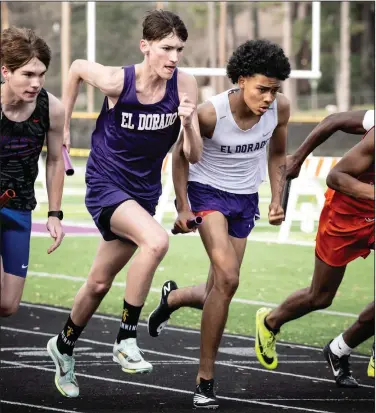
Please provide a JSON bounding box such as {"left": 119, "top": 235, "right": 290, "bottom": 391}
{"left": 27, "top": 159, "right": 374, "bottom": 355}
{"left": 34, "top": 159, "right": 324, "bottom": 241}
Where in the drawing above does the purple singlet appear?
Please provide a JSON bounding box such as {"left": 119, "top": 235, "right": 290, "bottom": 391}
{"left": 85, "top": 65, "right": 181, "bottom": 230}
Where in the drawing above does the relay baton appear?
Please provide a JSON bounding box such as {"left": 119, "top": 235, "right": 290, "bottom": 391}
{"left": 0, "top": 189, "right": 16, "bottom": 209}
{"left": 171, "top": 216, "right": 203, "bottom": 235}
{"left": 62, "top": 146, "right": 74, "bottom": 176}
{"left": 281, "top": 178, "right": 292, "bottom": 220}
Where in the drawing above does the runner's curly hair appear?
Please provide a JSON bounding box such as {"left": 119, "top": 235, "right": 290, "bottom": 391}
{"left": 226, "top": 39, "right": 291, "bottom": 84}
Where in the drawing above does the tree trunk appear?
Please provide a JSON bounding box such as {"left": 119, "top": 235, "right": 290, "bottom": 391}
{"left": 249, "top": 2, "right": 259, "bottom": 39}
{"left": 228, "top": 3, "right": 237, "bottom": 51}
{"left": 61, "top": 2, "right": 71, "bottom": 101}
{"left": 207, "top": 2, "right": 217, "bottom": 95}
{"left": 360, "top": 3, "right": 373, "bottom": 92}
{"left": 218, "top": 2, "right": 227, "bottom": 92}
{"left": 1, "top": 2, "right": 9, "bottom": 29}
{"left": 282, "top": 3, "right": 297, "bottom": 113}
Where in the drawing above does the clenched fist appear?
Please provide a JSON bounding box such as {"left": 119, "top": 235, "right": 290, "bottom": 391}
{"left": 178, "top": 93, "right": 196, "bottom": 128}
{"left": 173, "top": 210, "right": 198, "bottom": 234}
{"left": 268, "top": 202, "right": 285, "bottom": 226}
{"left": 63, "top": 129, "right": 71, "bottom": 153}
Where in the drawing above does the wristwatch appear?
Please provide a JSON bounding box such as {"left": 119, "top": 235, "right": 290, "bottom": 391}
{"left": 48, "top": 210, "right": 64, "bottom": 220}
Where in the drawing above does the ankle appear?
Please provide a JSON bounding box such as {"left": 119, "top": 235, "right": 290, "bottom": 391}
{"left": 56, "top": 315, "right": 85, "bottom": 356}
{"left": 167, "top": 290, "right": 178, "bottom": 311}
{"left": 264, "top": 316, "right": 280, "bottom": 335}
{"left": 196, "top": 374, "right": 214, "bottom": 385}
{"left": 117, "top": 301, "right": 143, "bottom": 342}
{"left": 330, "top": 334, "right": 352, "bottom": 358}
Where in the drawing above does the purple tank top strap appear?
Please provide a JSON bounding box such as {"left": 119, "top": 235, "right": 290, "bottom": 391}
{"left": 117, "top": 65, "right": 179, "bottom": 106}
{"left": 168, "top": 68, "right": 180, "bottom": 107}
{"left": 115, "top": 65, "right": 137, "bottom": 104}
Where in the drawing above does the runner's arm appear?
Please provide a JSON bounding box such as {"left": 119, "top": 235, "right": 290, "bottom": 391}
{"left": 46, "top": 93, "right": 65, "bottom": 211}
{"left": 326, "top": 128, "right": 375, "bottom": 200}
{"left": 177, "top": 71, "right": 202, "bottom": 164}
{"left": 268, "top": 94, "right": 290, "bottom": 206}
{"left": 172, "top": 101, "right": 215, "bottom": 213}
{"left": 63, "top": 60, "right": 123, "bottom": 131}
{"left": 292, "top": 110, "right": 371, "bottom": 167}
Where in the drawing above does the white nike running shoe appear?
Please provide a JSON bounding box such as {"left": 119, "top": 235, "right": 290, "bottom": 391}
{"left": 47, "top": 335, "right": 79, "bottom": 398}
{"left": 113, "top": 338, "right": 153, "bottom": 374}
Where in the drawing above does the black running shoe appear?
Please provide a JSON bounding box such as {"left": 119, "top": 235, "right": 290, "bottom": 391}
{"left": 323, "top": 342, "right": 359, "bottom": 388}
{"left": 148, "top": 280, "right": 178, "bottom": 337}
{"left": 193, "top": 378, "right": 219, "bottom": 409}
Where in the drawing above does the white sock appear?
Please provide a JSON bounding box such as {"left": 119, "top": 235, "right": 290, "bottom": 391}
{"left": 330, "top": 334, "right": 353, "bottom": 358}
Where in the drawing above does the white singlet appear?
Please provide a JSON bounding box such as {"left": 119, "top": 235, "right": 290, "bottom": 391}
{"left": 188, "top": 89, "right": 279, "bottom": 194}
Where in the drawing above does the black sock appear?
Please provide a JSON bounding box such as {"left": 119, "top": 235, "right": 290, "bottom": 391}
{"left": 56, "top": 315, "right": 85, "bottom": 356}
{"left": 264, "top": 318, "right": 280, "bottom": 335}
{"left": 116, "top": 300, "right": 143, "bottom": 343}
{"left": 199, "top": 377, "right": 214, "bottom": 384}
{"left": 198, "top": 377, "right": 215, "bottom": 391}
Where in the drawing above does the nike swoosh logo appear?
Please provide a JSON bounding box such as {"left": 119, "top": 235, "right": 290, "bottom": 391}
{"left": 194, "top": 395, "right": 212, "bottom": 400}
{"left": 257, "top": 331, "right": 274, "bottom": 365}
{"left": 328, "top": 354, "right": 340, "bottom": 377}
{"left": 21, "top": 264, "right": 28, "bottom": 269}
{"left": 119, "top": 350, "right": 140, "bottom": 363}
{"left": 57, "top": 355, "right": 67, "bottom": 377}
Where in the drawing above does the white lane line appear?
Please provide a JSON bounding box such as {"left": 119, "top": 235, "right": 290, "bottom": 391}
{"left": 31, "top": 228, "right": 316, "bottom": 246}
{"left": 27, "top": 271, "right": 358, "bottom": 318}
{"left": 19, "top": 302, "right": 369, "bottom": 358}
{"left": 31, "top": 232, "right": 99, "bottom": 238}
{"left": 0, "top": 364, "right": 374, "bottom": 409}
{"left": 1, "top": 346, "right": 92, "bottom": 352}
{"left": 1, "top": 400, "right": 85, "bottom": 413}
{"left": 0, "top": 359, "right": 368, "bottom": 366}
{"left": 1, "top": 360, "right": 337, "bottom": 413}
{"left": 251, "top": 398, "right": 373, "bottom": 402}
{"left": 3, "top": 326, "right": 373, "bottom": 388}
{"left": 1, "top": 347, "right": 47, "bottom": 351}
{"left": 2, "top": 326, "right": 199, "bottom": 362}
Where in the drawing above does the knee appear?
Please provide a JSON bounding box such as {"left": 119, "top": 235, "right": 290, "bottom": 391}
{"left": 0, "top": 303, "right": 20, "bottom": 317}
{"left": 86, "top": 277, "right": 112, "bottom": 298}
{"left": 215, "top": 271, "right": 239, "bottom": 298}
{"left": 143, "top": 232, "right": 169, "bottom": 260}
{"left": 211, "top": 252, "right": 239, "bottom": 298}
{"left": 308, "top": 291, "right": 334, "bottom": 310}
